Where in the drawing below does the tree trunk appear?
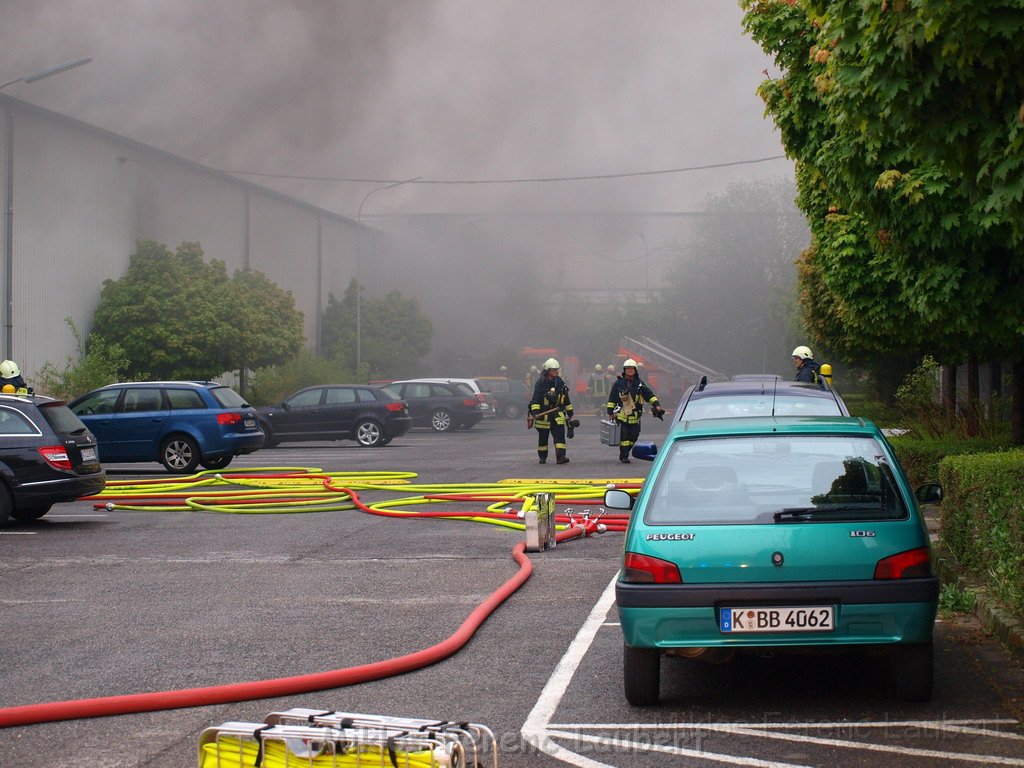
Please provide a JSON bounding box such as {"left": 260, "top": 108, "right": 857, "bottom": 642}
{"left": 965, "top": 353, "right": 980, "bottom": 436}
{"left": 943, "top": 364, "right": 957, "bottom": 428}
{"left": 1013, "top": 359, "right": 1024, "bottom": 445}
{"left": 990, "top": 360, "right": 1002, "bottom": 398}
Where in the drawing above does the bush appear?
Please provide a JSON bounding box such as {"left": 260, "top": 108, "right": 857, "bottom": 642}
{"left": 246, "top": 350, "right": 354, "bottom": 406}
{"left": 34, "top": 318, "right": 130, "bottom": 401}
{"left": 840, "top": 393, "right": 902, "bottom": 426}
{"left": 887, "top": 435, "right": 1011, "bottom": 489}
{"left": 938, "top": 451, "right": 1024, "bottom": 616}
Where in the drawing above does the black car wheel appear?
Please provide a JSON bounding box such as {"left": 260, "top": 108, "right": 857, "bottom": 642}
{"left": 623, "top": 643, "right": 660, "bottom": 706}
{"left": 430, "top": 409, "right": 453, "bottom": 432}
{"left": 12, "top": 503, "right": 52, "bottom": 521}
{"left": 161, "top": 435, "right": 201, "bottom": 473}
{"left": 893, "top": 640, "right": 933, "bottom": 702}
{"left": 354, "top": 420, "right": 385, "bottom": 447}
{"left": 201, "top": 455, "right": 233, "bottom": 470}
{"left": 503, "top": 402, "right": 522, "bottom": 419}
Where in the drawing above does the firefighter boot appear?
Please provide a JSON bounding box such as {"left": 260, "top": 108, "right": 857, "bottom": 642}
{"left": 619, "top": 445, "right": 631, "bottom": 464}
{"left": 556, "top": 449, "right": 569, "bottom": 464}
{"left": 538, "top": 451, "right": 547, "bottom": 464}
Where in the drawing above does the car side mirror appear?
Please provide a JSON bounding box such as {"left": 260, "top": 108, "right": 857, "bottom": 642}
{"left": 280, "top": 401, "right": 290, "bottom": 411}
{"left": 631, "top": 441, "right": 658, "bottom": 462}
{"left": 915, "top": 482, "right": 943, "bottom": 505}
{"left": 604, "top": 488, "right": 634, "bottom": 510}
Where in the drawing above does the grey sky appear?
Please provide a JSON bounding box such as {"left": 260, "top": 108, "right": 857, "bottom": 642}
{"left": 1, "top": 0, "right": 790, "bottom": 217}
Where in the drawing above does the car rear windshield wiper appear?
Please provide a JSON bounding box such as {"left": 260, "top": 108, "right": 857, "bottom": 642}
{"left": 773, "top": 503, "right": 888, "bottom": 522}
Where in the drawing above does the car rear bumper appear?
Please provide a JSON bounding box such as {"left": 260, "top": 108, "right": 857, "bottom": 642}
{"left": 209, "top": 431, "right": 264, "bottom": 457}
{"left": 617, "top": 577, "right": 938, "bottom": 647}
{"left": 15, "top": 472, "right": 106, "bottom": 504}
{"left": 386, "top": 416, "right": 413, "bottom": 438}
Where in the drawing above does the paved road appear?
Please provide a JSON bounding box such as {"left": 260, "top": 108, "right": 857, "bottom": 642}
{"left": 1, "top": 415, "right": 1022, "bottom": 767}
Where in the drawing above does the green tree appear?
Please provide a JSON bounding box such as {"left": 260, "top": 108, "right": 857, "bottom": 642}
{"left": 228, "top": 267, "right": 305, "bottom": 390}
{"left": 322, "top": 279, "right": 433, "bottom": 379}
{"left": 741, "top": 0, "right": 1024, "bottom": 439}
{"left": 92, "top": 240, "right": 304, "bottom": 380}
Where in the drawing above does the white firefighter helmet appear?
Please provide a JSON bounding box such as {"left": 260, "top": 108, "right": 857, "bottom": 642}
{"left": 0, "top": 360, "right": 20, "bottom": 379}
{"left": 530, "top": 365, "right": 539, "bottom": 373}
{"left": 543, "top": 358, "right": 560, "bottom": 371}
{"left": 594, "top": 363, "right": 603, "bottom": 372}
{"left": 791, "top": 345, "right": 813, "bottom": 360}
{"left": 499, "top": 364, "right": 507, "bottom": 373}
{"left": 606, "top": 365, "right": 615, "bottom": 373}
{"left": 623, "top": 358, "right": 639, "bottom": 370}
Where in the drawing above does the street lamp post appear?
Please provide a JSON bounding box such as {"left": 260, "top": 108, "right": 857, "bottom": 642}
{"left": 355, "top": 176, "right": 419, "bottom": 370}
{"left": 1, "top": 57, "right": 92, "bottom": 360}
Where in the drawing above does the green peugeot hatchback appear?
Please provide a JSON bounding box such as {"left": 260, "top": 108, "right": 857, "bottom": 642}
{"left": 605, "top": 416, "right": 941, "bottom": 705}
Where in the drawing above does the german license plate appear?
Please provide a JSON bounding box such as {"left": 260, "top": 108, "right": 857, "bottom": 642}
{"left": 720, "top": 606, "right": 834, "bottom": 633}
{"left": 80, "top": 447, "right": 97, "bottom": 462}
{"left": 244, "top": 419, "right": 256, "bottom": 428}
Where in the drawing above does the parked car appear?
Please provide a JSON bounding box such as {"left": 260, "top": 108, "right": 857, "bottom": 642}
{"left": 387, "top": 380, "right": 483, "bottom": 432}
{"left": 670, "top": 376, "right": 850, "bottom": 424}
{"left": 258, "top": 384, "right": 412, "bottom": 447}
{"left": 606, "top": 414, "right": 940, "bottom": 705}
{"left": 478, "top": 377, "right": 531, "bottom": 419}
{"left": 0, "top": 394, "right": 106, "bottom": 523}
{"left": 409, "top": 378, "right": 497, "bottom": 418}
{"left": 69, "top": 381, "right": 263, "bottom": 473}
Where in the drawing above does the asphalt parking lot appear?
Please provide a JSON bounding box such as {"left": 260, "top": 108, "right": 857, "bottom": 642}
{"left": 1, "top": 415, "right": 1023, "bottom": 767}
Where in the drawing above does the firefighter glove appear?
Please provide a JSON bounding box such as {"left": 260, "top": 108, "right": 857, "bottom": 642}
{"left": 569, "top": 418, "right": 581, "bottom": 428}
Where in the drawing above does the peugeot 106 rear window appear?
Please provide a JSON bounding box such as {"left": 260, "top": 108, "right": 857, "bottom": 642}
{"left": 682, "top": 394, "right": 842, "bottom": 420}
{"left": 644, "top": 435, "right": 908, "bottom": 525}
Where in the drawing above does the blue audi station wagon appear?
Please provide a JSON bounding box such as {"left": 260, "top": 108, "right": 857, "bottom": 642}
{"left": 606, "top": 415, "right": 940, "bottom": 705}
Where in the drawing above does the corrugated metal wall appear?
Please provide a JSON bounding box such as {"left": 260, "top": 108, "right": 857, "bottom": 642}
{"left": 12, "top": 110, "right": 134, "bottom": 377}
{"left": 1, "top": 97, "right": 361, "bottom": 382}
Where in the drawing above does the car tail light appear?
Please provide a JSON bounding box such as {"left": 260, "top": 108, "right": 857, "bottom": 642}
{"left": 463, "top": 398, "right": 478, "bottom": 407}
{"left": 623, "top": 552, "right": 683, "bottom": 584}
{"left": 475, "top": 393, "right": 487, "bottom": 404}
{"left": 385, "top": 402, "right": 405, "bottom": 412}
{"left": 874, "top": 547, "right": 932, "bottom": 579}
{"left": 37, "top": 445, "right": 72, "bottom": 471}
{"left": 217, "top": 412, "right": 242, "bottom": 425}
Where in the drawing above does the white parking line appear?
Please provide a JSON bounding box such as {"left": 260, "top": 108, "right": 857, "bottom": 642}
{"left": 0, "top": 531, "right": 36, "bottom": 535}
{"left": 523, "top": 577, "right": 1024, "bottom": 768}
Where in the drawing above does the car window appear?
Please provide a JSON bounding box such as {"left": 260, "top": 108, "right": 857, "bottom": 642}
{"left": 682, "top": 394, "right": 841, "bottom": 420}
{"left": 325, "top": 388, "right": 356, "bottom": 404}
{"left": 37, "top": 403, "right": 88, "bottom": 436}
{"left": 0, "top": 406, "right": 39, "bottom": 435}
{"left": 166, "top": 388, "right": 206, "bottom": 410}
{"left": 287, "top": 389, "right": 323, "bottom": 407}
{"left": 71, "top": 389, "right": 120, "bottom": 416}
{"left": 429, "top": 384, "right": 453, "bottom": 397}
{"left": 644, "top": 435, "right": 907, "bottom": 525}
{"left": 379, "top": 387, "right": 402, "bottom": 402}
{"left": 453, "top": 383, "right": 474, "bottom": 396}
{"left": 355, "top": 388, "right": 378, "bottom": 402}
{"left": 404, "top": 383, "right": 430, "bottom": 398}
{"left": 208, "top": 386, "right": 248, "bottom": 408}
{"left": 122, "top": 387, "right": 163, "bottom": 413}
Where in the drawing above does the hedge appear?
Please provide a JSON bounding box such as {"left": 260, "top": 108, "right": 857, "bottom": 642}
{"left": 887, "top": 435, "right": 1009, "bottom": 489}
{"left": 938, "top": 451, "right": 1024, "bottom": 615}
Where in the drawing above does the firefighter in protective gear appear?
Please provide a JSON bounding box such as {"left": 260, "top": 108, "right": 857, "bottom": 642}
{"left": 587, "top": 363, "right": 611, "bottom": 413}
{"left": 607, "top": 359, "right": 663, "bottom": 463}
{"left": 528, "top": 358, "right": 575, "bottom": 464}
{"left": 0, "top": 359, "right": 31, "bottom": 395}
{"left": 791, "top": 345, "right": 820, "bottom": 384}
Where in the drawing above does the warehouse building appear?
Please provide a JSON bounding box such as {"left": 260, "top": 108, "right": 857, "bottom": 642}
{"left": 0, "top": 93, "right": 366, "bottom": 379}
